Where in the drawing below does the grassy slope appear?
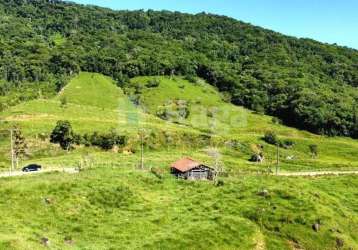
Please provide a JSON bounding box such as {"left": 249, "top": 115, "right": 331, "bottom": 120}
{"left": 1, "top": 72, "right": 139, "bottom": 135}
{"left": 57, "top": 72, "right": 124, "bottom": 110}
{"left": 1, "top": 73, "right": 358, "bottom": 171}
{"left": 0, "top": 73, "right": 357, "bottom": 249}
{"left": 0, "top": 166, "right": 357, "bottom": 250}
{"left": 0, "top": 73, "right": 193, "bottom": 169}
{"left": 129, "top": 76, "right": 358, "bottom": 171}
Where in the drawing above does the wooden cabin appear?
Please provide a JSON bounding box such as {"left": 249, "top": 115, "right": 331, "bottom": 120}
{"left": 170, "top": 157, "right": 214, "bottom": 180}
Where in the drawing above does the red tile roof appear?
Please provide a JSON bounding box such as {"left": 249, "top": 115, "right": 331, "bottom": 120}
{"left": 171, "top": 157, "right": 202, "bottom": 172}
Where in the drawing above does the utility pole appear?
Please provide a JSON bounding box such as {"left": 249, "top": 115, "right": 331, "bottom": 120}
{"left": 140, "top": 129, "right": 144, "bottom": 169}
{"left": 276, "top": 142, "right": 279, "bottom": 175}
{"left": 10, "top": 128, "right": 14, "bottom": 173}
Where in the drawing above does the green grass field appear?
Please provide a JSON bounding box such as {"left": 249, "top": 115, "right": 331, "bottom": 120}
{"left": 0, "top": 166, "right": 357, "bottom": 250}
{"left": 0, "top": 72, "right": 357, "bottom": 249}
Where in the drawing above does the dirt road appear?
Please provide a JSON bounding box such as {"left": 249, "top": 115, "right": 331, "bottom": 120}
{"left": 1, "top": 168, "right": 357, "bottom": 179}
{"left": 0, "top": 168, "right": 78, "bottom": 178}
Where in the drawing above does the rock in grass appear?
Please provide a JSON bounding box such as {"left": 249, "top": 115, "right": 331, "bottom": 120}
{"left": 329, "top": 228, "right": 342, "bottom": 233}
{"left": 215, "top": 180, "right": 224, "bottom": 187}
{"left": 64, "top": 236, "right": 74, "bottom": 245}
{"left": 41, "top": 237, "right": 50, "bottom": 247}
{"left": 312, "top": 223, "right": 320, "bottom": 232}
{"left": 44, "top": 198, "right": 52, "bottom": 204}
{"left": 257, "top": 189, "right": 269, "bottom": 197}
{"left": 336, "top": 238, "right": 344, "bottom": 248}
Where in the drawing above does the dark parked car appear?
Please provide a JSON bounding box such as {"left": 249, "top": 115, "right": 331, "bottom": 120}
{"left": 22, "top": 164, "right": 42, "bottom": 172}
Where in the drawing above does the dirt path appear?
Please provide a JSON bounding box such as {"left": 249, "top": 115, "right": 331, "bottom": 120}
{"left": 1, "top": 168, "right": 357, "bottom": 179}
{"left": 0, "top": 168, "right": 78, "bottom": 178}
{"left": 254, "top": 231, "right": 266, "bottom": 250}
{"left": 277, "top": 170, "right": 358, "bottom": 177}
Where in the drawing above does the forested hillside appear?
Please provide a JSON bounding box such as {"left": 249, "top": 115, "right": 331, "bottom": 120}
{"left": 0, "top": 0, "right": 358, "bottom": 137}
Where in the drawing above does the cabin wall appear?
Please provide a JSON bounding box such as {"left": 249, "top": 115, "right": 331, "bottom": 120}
{"left": 171, "top": 166, "right": 214, "bottom": 180}
{"left": 188, "top": 169, "right": 209, "bottom": 180}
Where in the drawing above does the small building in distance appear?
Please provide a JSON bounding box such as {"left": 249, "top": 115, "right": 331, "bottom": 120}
{"left": 170, "top": 157, "right": 214, "bottom": 180}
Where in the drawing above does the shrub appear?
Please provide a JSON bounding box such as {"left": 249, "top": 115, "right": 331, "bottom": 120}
{"left": 156, "top": 100, "right": 190, "bottom": 121}
{"left": 134, "top": 84, "right": 143, "bottom": 94}
{"left": 263, "top": 131, "right": 279, "bottom": 145}
{"left": 60, "top": 96, "right": 67, "bottom": 108}
{"left": 82, "top": 134, "right": 91, "bottom": 147}
{"left": 280, "top": 139, "right": 295, "bottom": 149}
{"left": 215, "top": 180, "right": 224, "bottom": 187}
{"left": 250, "top": 153, "right": 264, "bottom": 163}
{"left": 272, "top": 117, "right": 282, "bottom": 124}
{"left": 184, "top": 74, "right": 197, "bottom": 83}
{"left": 73, "top": 134, "right": 83, "bottom": 145}
{"left": 220, "top": 91, "right": 232, "bottom": 103}
{"left": 263, "top": 132, "right": 295, "bottom": 149}
{"left": 145, "top": 79, "right": 160, "bottom": 88}
{"left": 89, "top": 131, "right": 127, "bottom": 150}
{"left": 207, "top": 108, "right": 218, "bottom": 118}
{"left": 309, "top": 144, "right": 318, "bottom": 158}
{"left": 225, "top": 140, "right": 241, "bottom": 150}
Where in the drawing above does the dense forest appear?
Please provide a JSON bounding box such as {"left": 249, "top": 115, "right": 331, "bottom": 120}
{"left": 0, "top": 0, "right": 358, "bottom": 137}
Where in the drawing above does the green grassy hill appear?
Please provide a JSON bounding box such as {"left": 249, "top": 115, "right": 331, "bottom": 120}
{"left": 57, "top": 72, "right": 125, "bottom": 110}
{"left": 0, "top": 72, "right": 357, "bottom": 249}
{"left": 127, "top": 76, "right": 358, "bottom": 171}
{"left": 0, "top": 73, "right": 182, "bottom": 136}
{"left": 1, "top": 73, "right": 358, "bottom": 171}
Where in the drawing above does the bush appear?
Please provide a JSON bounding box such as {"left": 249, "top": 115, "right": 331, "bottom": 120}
{"left": 280, "top": 139, "right": 295, "bottom": 149}
{"left": 145, "top": 79, "right": 160, "bottom": 88}
{"left": 263, "top": 132, "right": 295, "bottom": 149}
{"left": 309, "top": 144, "right": 318, "bottom": 158}
{"left": 73, "top": 134, "right": 83, "bottom": 145}
{"left": 207, "top": 108, "right": 217, "bottom": 118}
{"left": 50, "top": 124, "right": 127, "bottom": 151}
{"left": 220, "top": 91, "right": 232, "bottom": 103}
{"left": 272, "top": 117, "right": 282, "bottom": 124}
{"left": 156, "top": 100, "right": 190, "bottom": 121}
{"left": 184, "top": 75, "right": 197, "bottom": 83}
{"left": 215, "top": 179, "right": 225, "bottom": 187}
{"left": 89, "top": 131, "right": 127, "bottom": 150}
{"left": 263, "top": 131, "right": 279, "bottom": 145}
{"left": 250, "top": 153, "right": 264, "bottom": 163}
{"left": 82, "top": 134, "right": 92, "bottom": 147}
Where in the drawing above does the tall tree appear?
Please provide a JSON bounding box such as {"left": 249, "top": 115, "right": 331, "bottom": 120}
{"left": 206, "top": 147, "right": 224, "bottom": 183}
{"left": 50, "top": 120, "right": 75, "bottom": 150}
